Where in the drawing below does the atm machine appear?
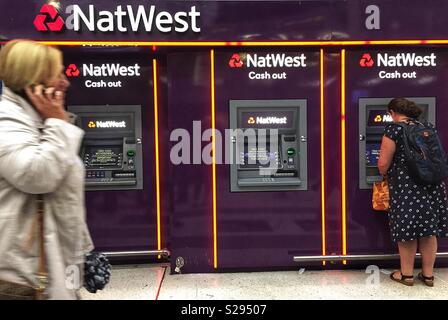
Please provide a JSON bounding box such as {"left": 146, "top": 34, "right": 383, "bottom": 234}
{"left": 359, "top": 97, "right": 436, "bottom": 189}
{"left": 67, "top": 105, "right": 143, "bottom": 190}
{"left": 229, "top": 99, "right": 308, "bottom": 192}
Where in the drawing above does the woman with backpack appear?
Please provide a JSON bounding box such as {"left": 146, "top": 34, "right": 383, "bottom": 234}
{"left": 378, "top": 97, "right": 448, "bottom": 287}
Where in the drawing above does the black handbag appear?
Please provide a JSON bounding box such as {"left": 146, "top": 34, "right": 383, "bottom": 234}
{"left": 84, "top": 252, "right": 111, "bottom": 293}
{"left": 0, "top": 195, "right": 48, "bottom": 300}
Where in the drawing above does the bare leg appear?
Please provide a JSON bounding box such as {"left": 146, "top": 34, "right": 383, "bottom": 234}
{"left": 393, "top": 239, "right": 418, "bottom": 281}
{"left": 418, "top": 236, "right": 437, "bottom": 277}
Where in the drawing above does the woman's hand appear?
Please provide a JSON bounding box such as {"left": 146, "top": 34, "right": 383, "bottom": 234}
{"left": 25, "top": 85, "right": 67, "bottom": 121}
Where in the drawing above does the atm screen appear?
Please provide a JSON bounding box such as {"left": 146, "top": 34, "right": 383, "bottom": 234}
{"left": 84, "top": 146, "right": 122, "bottom": 168}
{"left": 367, "top": 109, "right": 393, "bottom": 127}
{"left": 240, "top": 143, "right": 279, "bottom": 169}
{"left": 366, "top": 143, "right": 381, "bottom": 166}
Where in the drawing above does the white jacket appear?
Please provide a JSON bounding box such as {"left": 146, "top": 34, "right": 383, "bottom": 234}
{"left": 0, "top": 87, "right": 93, "bottom": 299}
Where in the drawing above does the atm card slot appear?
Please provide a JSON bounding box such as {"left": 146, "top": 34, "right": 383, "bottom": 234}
{"left": 273, "top": 171, "right": 298, "bottom": 177}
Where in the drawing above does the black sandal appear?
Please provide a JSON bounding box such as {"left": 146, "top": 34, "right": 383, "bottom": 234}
{"left": 417, "top": 272, "right": 434, "bottom": 287}
{"left": 390, "top": 271, "right": 414, "bottom": 286}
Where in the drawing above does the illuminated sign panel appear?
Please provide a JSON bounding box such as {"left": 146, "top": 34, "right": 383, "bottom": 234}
{"left": 359, "top": 52, "right": 438, "bottom": 80}
{"left": 81, "top": 116, "right": 133, "bottom": 132}
{"left": 241, "top": 111, "right": 294, "bottom": 128}
{"left": 35, "top": 4, "right": 201, "bottom": 33}
{"left": 229, "top": 52, "right": 308, "bottom": 81}
{"left": 367, "top": 110, "right": 393, "bottom": 126}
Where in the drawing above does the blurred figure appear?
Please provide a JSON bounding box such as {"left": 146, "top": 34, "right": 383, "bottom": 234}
{"left": 0, "top": 36, "right": 5, "bottom": 95}
{"left": 0, "top": 40, "right": 93, "bottom": 299}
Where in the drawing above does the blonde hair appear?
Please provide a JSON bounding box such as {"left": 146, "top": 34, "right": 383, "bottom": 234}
{"left": 0, "top": 40, "right": 62, "bottom": 92}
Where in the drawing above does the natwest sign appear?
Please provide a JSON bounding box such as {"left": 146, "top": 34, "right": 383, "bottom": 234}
{"left": 376, "top": 53, "right": 437, "bottom": 67}
{"left": 68, "top": 62, "right": 142, "bottom": 88}
{"left": 243, "top": 53, "right": 307, "bottom": 68}
{"left": 82, "top": 63, "right": 141, "bottom": 77}
{"left": 254, "top": 116, "right": 287, "bottom": 125}
{"left": 35, "top": 4, "right": 201, "bottom": 33}
{"left": 66, "top": 63, "right": 141, "bottom": 77}
{"left": 361, "top": 52, "right": 437, "bottom": 68}
{"left": 360, "top": 52, "right": 438, "bottom": 80}
{"left": 94, "top": 120, "right": 127, "bottom": 128}
{"left": 231, "top": 52, "right": 308, "bottom": 81}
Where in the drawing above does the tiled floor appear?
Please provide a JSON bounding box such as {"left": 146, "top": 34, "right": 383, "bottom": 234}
{"left": 79, "top": 264, "right": 448, "bottom": 300}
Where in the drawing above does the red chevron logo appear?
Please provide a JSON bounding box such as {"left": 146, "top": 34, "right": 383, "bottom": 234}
{"left": 65, "top": 64, "right": 80, "bottom": 77}
{"left": 359, "top": 53, "right": 375, "bottom": 67}
{"left": 34, "top": 4, "right": 65, "bottom": 32}
{"left": 229, "top": 54, "right": 244, "bottom": 68}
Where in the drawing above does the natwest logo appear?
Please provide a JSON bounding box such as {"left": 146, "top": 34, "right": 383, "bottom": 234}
{"left": 36, "top": 4, "right": 201, "bottom": 33}
{"left": 359, "top": 53, "right": 375, "bottom": 67}
{"left": 252, "top": 116, "right": 287, "bottom": 125}
{"left": 65, "top": 64, "right": 80, "bottom": 77}
{"left": 377, "top": 52, "right": 437, "bottom": 67}
{"left": 94, "top": 120, "right": 127, "bottom": 128}
{"left": 361, "top": 52, "right": 437, "bottom": 68}
{"left": 374, "top": 114, "right": 393, "bottom": 123}
{"left": 66, "top": 63, "right": 141, "bottom": 77}
{"left": 246, "top": 53, "right": 307, "bottom": 68}
{"left": 34, "top": 4, "right": 65, "bottom": 32}
{"left": 229, "top": 54, "right": 244, "bottom": 68}
{"left": 83, "top": 63, "right": 141, "bottom": 77}
{"left": 231, "top": 52, "right": 307, "bottom": 81}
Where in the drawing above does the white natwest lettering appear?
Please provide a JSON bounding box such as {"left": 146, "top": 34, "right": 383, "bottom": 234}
{"left": 96, "top": 121, "right": 126, "bottom": 128}
{"left": 377, "top": 53, "right": 437, "bottom": 67}
{"left": 72, "top": 5, "right": 200, "bottom": 33}
{"left": 246, "top": 53, "right": 307, "bottom": 68}
{"left": 382, "top": 114, "right": 393, "bottom": 123}
{"left": 256, "top": 116, "right": 287, "bottom": 124}
{"left": 83, "top": 63, "right": 141, "bottom": 77}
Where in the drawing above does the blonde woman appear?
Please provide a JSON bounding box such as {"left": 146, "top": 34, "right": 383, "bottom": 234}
{"left": 0, "top": 40, "right": 93, "bottom": 299}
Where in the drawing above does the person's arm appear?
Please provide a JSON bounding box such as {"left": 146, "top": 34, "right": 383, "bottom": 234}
{"left": 0, "top": 114, "right": 84, "bottom": 194}
{"left": 378, "top": 135, "right": 396, "bottom": 176}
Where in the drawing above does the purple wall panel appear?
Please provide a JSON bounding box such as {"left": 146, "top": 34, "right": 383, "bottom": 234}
{"left": 323, "top": 50, "right": 343, "bottom": 256}
{"left": 3, "top": 0, "right": 448, "bottom": 271}
{"left": 213, "top": 49, "right": 323, "bottom": 269}
{"left": 167, "top": 51, "right": 215, "bottom": 273}
{"left": 62, "top": 47, "right": 158, "bottom": 252}
{"left": 345, "top": 48, "right": 448, "bottom": 254}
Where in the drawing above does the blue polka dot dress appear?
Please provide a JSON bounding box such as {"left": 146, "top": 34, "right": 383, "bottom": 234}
{"left": 384, "top": 123, "right": 448, "bottom": 243}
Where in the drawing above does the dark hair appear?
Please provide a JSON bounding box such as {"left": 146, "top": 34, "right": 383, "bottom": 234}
{"left": 387, "top": 98, "right": 423, "bottom": 119}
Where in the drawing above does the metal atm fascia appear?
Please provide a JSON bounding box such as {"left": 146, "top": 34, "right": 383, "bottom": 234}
{"left": 68, "top": 105, "right": 143, "bottom": 191}
{"left": 229, "top": 99, "right": 308, "bottom": 192}
{"left": 358, "top": 97, "right": 436, "bottom": 189}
